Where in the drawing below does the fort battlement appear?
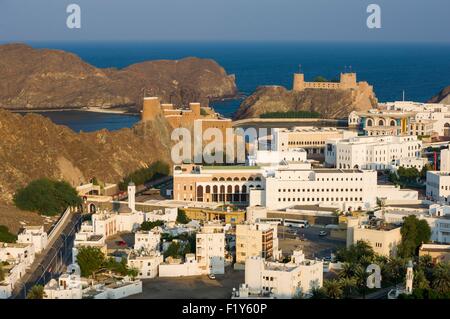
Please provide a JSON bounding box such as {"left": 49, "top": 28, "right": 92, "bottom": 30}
{"left": 293, "top": 72, "right": 358, "bottom": 91}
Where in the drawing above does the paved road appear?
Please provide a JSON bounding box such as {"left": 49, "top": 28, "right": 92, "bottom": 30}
{"left": 11, "top": 211, "right": 82, "bottom": 299}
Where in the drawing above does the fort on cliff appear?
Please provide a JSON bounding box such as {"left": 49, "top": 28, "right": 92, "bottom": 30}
{"left": 293, "top": 72, "right": 373, "bottom": 93}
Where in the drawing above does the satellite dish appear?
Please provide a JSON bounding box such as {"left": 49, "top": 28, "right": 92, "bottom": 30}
{"left": 67, "top": 263, "right": 81, "bottom": 276}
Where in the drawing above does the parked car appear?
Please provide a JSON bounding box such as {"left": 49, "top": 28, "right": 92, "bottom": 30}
{"left": 208, "top": 274, "right": 216, "bottom": 280}
{"left": 116, "top": 240, "right": 127, "bottom": 247}
{"left": 318, "top": 231, "right": 327, "bottom": 237}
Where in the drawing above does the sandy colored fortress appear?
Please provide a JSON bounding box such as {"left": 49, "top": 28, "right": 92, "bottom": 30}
{"left": 141, "top": 96, "right": 231, "bottom": 130}
{"left": 293, "top": 72, "right": 372, "bottom": 92}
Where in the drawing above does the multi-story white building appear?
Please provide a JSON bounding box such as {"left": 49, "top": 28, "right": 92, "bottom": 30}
{"left": 325, "top": 135, "right": 424, "bottom": 171}
{"left": 441, "top": 148, "right": 450, "bottom": 172}
{"left": 196, "top": 223, "right": 225, "bottom": 275}
{"left": 235, "top": 222, "right": 280, "bottom": 264}
{"left": 134, "top": 230, "right": 161, "bottom": 252}
{"left": 127, "top": 250, "right": 163, "bottom": 279}
{"left": 426, "top": 171, "right": 450, "bottom": 202}
{"left": 250, "top": 163, "right": 418, "bottom": 211}
{"left": 239, "top": 250, "right": 323, "bottom": 299}
{"left": 273, "top": 127, "right": 357, "bottom": 159}
{"left": 17, "top": 226, "right": 48, "bottom": 254}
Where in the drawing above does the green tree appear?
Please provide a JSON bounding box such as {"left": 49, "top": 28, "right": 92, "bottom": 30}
{"left": 26, "top": 285, "right": 46, "bottom": 299}
{"left": 339, "top": 277, "right": 358, "bottom": 299}
{"left": 432, "top": 262, "right": 450, "bottom": 294}
{"left": 140, "top": 220, "right": 164, "bottom": 231}
{"left": 338, "top": 262, "right": 355, "bottom": 279}
{"left": 413, "top": 268, "right": 430, "bottom": 290}
{"left": 323, "top": 279, "right": 343, "bottom": 299}
{"left": 76, "top": 247, "right": 106, "bottom": 278}
{"left": 164, "top": 241, "right": 182, "bottom": 259}
{"left": 354, "top": 265, "right": 369, "bottom": 299}
{"left": 176, "top": 210, "right": 191, "bottom": 224}
{"left": 309, "top": 287, "right": 327, "bottom": 299}
{"left": 0, "top": 225, "right": 17, "bottom": 243}
{"left": 398, "top": 215, "right": 431, "bottom": 258}
{"left": 0, "top": 263, "right": 5, "bottom": 282}
{"left": 13, "top": 178, "right": 82, "bottom": 216}
{"left": 336, "top": 240, "right": 375, "bottom": 265}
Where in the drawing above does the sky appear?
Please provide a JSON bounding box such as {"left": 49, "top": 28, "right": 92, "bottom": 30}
{"left": 0, "top": 0, "right": 449, "bottom": 43}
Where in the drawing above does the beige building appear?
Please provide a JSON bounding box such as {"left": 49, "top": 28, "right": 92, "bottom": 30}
{"left": 196, "top": 223, "right": 225, "bottom": 275}
{"left": 347, "top": 217, "right": 402, "bottom": 257}
{"left": 419, "top": 243, "right": 450, "bottom": 264}
{"left": 293, "top": 72, "right": 370, "bottom": 92}
{"left": 235, "top": 222, "right": 280, "bottom": 264}
{"left": 173, "top": 164, "right": 264, "bottom": 204}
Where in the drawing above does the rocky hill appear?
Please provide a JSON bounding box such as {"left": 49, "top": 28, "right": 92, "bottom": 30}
{"left": 428, "top": 86, "right": 450, "bottom": 104}
{"left": 0, "top": 43, "right": 237, "bottom": 110}
{"left": 234, "top": 84, "right": 378, "bottom": 120}
{"left": 0, "top": 109, "right": 173, "bottom": 203}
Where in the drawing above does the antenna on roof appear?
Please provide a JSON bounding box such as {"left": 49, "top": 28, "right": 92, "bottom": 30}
{"left": 402, "top": 90, "right": 406, "bottom": 102}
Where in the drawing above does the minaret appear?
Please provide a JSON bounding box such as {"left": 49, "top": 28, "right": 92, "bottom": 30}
{"left": 405, "top": 260, "right": 414, "bottom": 294}
{"left": 128, "top": 181, "right": 136, "bottom": 212}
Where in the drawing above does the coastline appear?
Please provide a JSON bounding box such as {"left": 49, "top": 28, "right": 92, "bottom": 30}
{"left": 10, "top": 106, "right": 140, "bottom": 115}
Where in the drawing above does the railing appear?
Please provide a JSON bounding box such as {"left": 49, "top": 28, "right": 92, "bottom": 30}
{"left": 47, "top": 206, "right": 73, "bottom": 243}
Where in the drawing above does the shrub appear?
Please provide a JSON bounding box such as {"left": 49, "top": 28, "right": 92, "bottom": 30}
{"left": 260, "top": 110, "right": 321, "bottom": 119}
{"left": 118, "top": 161, "right": 169, "bottom": 191}
{"left": 13, "top": 178, "right": 81, "bottom": 216}
{"left": 0, "top": 225, "right": 17, "bottom": 243}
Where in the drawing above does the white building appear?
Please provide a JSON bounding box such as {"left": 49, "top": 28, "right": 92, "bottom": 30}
{"left": 72, "top": 228, "right": 106, "bottom": 264}
{"left": 127, "top": 250, "right": 163, "bottom": 279}
{"left": 158, "top": 254, "right": 202, "bottom": 277}
{"left": 0, "top": 242, "right": 35, "bottom": 268}
{"left": 426, "top": 171, "right": 450, "bottom": 202}
{"left": 134, "top": 230, "right": 161, "bottom": 252}
{"left": 325, "top": 135, "right": 424, "bottom": 171}
{"left": 145, "top": 208, "right": 178, "bottom": 225}
{"left": 0, "top": 261, "right": 26, "bottom": 299}
{"left": 441, "top": 148, "right": 450, "bottom": 172}
{"left": 248, "top": 148, "right": 307, "bottom": 166}
{"left": 239, "top": 250, "right": 323, "bottom": 299}
{"left": 196, "top": 223, "right": 225, "bottom": 275}
{"left": 374, "top": 203, "right": 450, "bottom": 244}
{"left": 17, "top": 226, "right": 48, "bottom": 254}
{"left": 44, "top": 267, "right": 83, "bottom": 300}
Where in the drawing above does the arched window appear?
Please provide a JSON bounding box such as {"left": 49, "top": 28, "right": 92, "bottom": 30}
{"left": 233, "top": 177, "right": 239, "bottom": 181}
{"left": 255, "top": 177, "right": 261, "bottom": 181}
{"left": 242, "top": 185, "right": 247, "bottom": 193}
{"left": 226, "top": 177, "right": 232, "bottom": 181}
{"left": 234, "top": 185, "right": 240, "bottom": 193}
{"left": 378, "top": 119, "right": 384, "bottom": 126}
{"left": 220, "top": 185, "right": 225, "bottom": 194}
{"left": 248, "top": 177, "right": 254, "bottom": 181}
{"left": 390, "top": 120, "right": 396, "bottom": 126}
{"left": 240, "top": 177, "right": 247, "bottom": 181}
{"left": 366, "top": 119, "right": 373, "bottom": 127}
{"left": 212, "top": 177, "right": 218, "bottom": 181}
{"left": 213, "top": 185, "right": 218, "bottom": 194}
{"left": 227, "top": 185, "right": 233, "bottom": 193}
{"left": 205, "top": 185, "right": 211, "bottom": 193}
{"left": 219, "top": 177, "right": 225, "bottom": 181}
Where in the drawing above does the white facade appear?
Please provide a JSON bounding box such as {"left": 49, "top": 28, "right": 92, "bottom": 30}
{"left": 243, "top": 250, "right": 323, "bottom": 299}
{"left": 196, "top": 223, "right": 225, "bottom": 275}
{"left": 325, "top": 135, "right": 423, "bottom": 171}
{"left": 0, "top": 242, "right": 35, "bottom": 268}
{"left": 145, "top": 208, "right": 178, "bottom": 224}
{"left": 441, "top": 148, "right": 450, "bottom": 172}
{"left": 257, "top": 165, "right": 378, "bottom": 211}
{"left": 127, "top": 251, "right": 163, "bottom": 279}
{"left": 44, "top": 273, "right": 83, "bottom": 299}
{"left": 426, "top": 171, "right": 450, "bottom": 202}
{"left": 17, "top": 226, "right": 48, "bottom": 254}
{"left": 134, "top": 230, "right": 161, "bottom": 251}
{"left": 248, "top": 148, "right": 307, "bottom": 166}
{"left": 158, "top": 254, "right": 202, "bottom": 277}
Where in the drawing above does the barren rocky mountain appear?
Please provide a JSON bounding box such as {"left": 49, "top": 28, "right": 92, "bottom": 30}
{"left": 0, "top": 109, "right": 173, "bottom": 203}
{"left": 0, "top": 43, "right": 237, "bottom": 110}
{"left": 429, "top": 86, "right": 450, "bottom": 104}
{"left": 234, "top": 85, "right": 378, "bottom": 120}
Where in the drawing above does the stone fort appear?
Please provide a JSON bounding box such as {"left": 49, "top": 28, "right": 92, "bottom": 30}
{"left": 293, "top": 72, "right": 368, "bottom": 91}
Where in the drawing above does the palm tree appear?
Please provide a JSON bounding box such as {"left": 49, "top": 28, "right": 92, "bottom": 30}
{"left": 323, "top": 279, "right": 343, "bottom": 299}
{"left": 355, "top": 265, "right": 369, "bottom": 299}
{"left": 309, "top": 287, "right": 327, "bottom": 299}
{"left": 339, "top": 262, "right": 354, "bottom": 279}
{"left": 339, "top": 277, "right": 358, "bottom": 299}
{"left": 432, "top": 262, "right": 450, "bottom": 294}
{"left": 413, "top": 268, "right": 430, "bottom": 290}
{"left": 26, "top": 285, "right": 46, "bottom": 299}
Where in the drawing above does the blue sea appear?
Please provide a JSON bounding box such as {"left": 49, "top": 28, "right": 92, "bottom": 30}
{"left": 25, "top": 41, "right": 450, "bottom": 132}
